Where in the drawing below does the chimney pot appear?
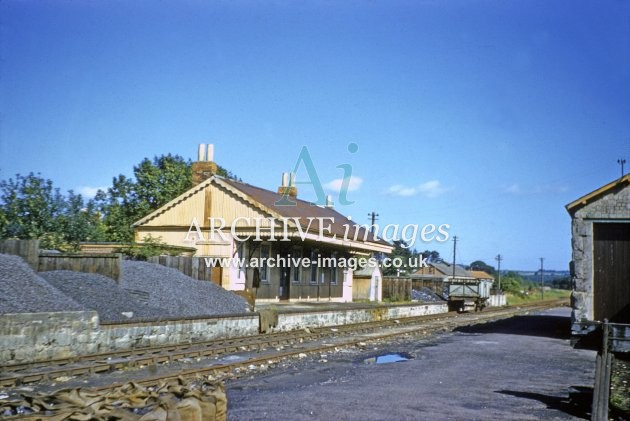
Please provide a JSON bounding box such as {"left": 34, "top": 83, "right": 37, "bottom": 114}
{"left": 277, "top": 171, "right": 298, "bottom": 198}
{"left": 198, "top": 144, "right": 206, "bottom": 162}
{"left": 192, "top": 144, "right": 218, "bottom": 186}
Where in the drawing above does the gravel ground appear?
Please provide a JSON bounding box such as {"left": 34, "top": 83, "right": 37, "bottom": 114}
{"left": 38, "top": 260, "right": 249, "bottom": 322}
{"left": 0, "top": 254, "right": 84, "bottom": 314}
{"left": 410, "top": 287, "right": 444, "bottom": 303}
{"left": 227, "top": 307, "right": 596, "bottom": 420}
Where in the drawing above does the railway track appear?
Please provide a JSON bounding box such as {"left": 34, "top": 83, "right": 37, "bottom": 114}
{"left": 0, "top": 300, "right": 566, "bottom": 390}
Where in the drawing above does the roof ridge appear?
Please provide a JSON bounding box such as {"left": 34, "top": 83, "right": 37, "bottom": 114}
{"left": 566, "top": 173, "right": 630, "bottom": 213}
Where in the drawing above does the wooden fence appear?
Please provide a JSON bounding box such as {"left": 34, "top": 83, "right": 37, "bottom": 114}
{"left": 0, "top": 239, "right": 121, "bottom": 281}
{"left": 411, "top": 278, "right": 444, "bottom": 295}
{"left": 0, "top": 238, "right": 40, "bottom": 270}
{"left": 38, "top": 252, "right": 122, "bottom": 281}
{"left": 148, "top": 255, "right": 222, "bottom": 285}
{"left": 382, "top": 277, "right": 412, "bottom": 301}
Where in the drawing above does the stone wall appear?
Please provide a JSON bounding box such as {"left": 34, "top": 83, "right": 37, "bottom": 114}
{"left": 0, "top": 311, "right": 100, "bottom": 364}
{"left": 0, "top": 312, "right": 258, "bottom": 365}
{"left": 1, "top": 304, "right": 448, "bottom": 365}
{"left": 99, "top": 315, "right": 259, "bottom": 350}
{"left": 274, "top": 302, "right": 448, "bottom": 331}
{"left": 570, "top": 181, "right": 630, "bottom": 331}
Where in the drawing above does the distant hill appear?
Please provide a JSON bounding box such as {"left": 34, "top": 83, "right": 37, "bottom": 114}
{"left": 510, "top": 270, "right": 570, "bottom": 282}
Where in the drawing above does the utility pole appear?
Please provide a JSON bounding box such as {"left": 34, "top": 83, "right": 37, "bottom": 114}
{"left": 495, "top": 254, "right": 503, "bottom": 292}
{"left": 367, "top": 212, "right": 379, "bottom": 234}
{"left": 452, "top": 236, "right": 458, "bottom": 280}
{"left": 618, "top": 159, "right": 627, "bottom": 177}
{"left": 540, "top": 257, "right": 545, "bottom": 300}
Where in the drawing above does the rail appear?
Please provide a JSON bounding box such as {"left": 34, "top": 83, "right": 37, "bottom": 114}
{"left": 0, "top": 299, "right": 566, "bottom": 391}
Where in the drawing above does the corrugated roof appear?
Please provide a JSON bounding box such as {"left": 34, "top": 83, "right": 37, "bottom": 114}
{"left": 566, "top": 173, "right": 630, "bottom": 214}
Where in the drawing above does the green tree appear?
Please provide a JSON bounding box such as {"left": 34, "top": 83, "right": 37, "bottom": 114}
{"left": 500, "top": 271, "right": 527, "bottom": 294}
{"left": 57, "top": 191, "right": 106, "bottom": 248}
{"left": 420, "top": 249, "right": 442, "bottom": 262}
{"left": 0, "top": 173, "right": 105, "bottom": 249}
{"left": 383, "top": 240, "right": 414, "bottom": 276}
{"left": 0, "top": 173, "right": 63, "bottom": 244}
{"left": 96, "top": 154, "right": 238, "bottom": 243}
{"left": 468, "top": 260, "right": 496, "bottom": 275}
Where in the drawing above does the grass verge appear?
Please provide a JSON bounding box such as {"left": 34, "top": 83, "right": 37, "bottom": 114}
{"left": 505, "top": 289, "right": 570, "bottom": 306}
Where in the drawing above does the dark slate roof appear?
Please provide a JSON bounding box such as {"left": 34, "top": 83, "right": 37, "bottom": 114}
{"left": 222, "top": 179, "right": 389, "bottom": 247}
{"left": 413, "top": 261, "right": 473, "bottom": 278}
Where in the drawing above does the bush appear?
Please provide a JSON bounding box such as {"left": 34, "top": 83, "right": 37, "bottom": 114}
{"left": 120, "top": 235, "right": 175, "bottom": 260}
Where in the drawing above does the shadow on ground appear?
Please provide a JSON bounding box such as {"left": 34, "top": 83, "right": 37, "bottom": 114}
{"left": 455, "top": 315, "right": 571, "bottom": 339}
{"left": 496, "top": 387, "right": 592, "bottom": 420}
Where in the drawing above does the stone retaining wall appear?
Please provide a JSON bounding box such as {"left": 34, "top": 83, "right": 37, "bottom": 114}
{"left": 0, "top": 312, "right": 257, "bottom": 365}
{"left": 0, "top": 311, "right": 100, "bottom": 364}
{"left": 100, "top": 315, "right": 259, "bottom": 350}
{"left": 274, "top": 302, "right": 448, "bottom": 331}
{"left": 1, "top": 303, "right": 448, "bottom": 365}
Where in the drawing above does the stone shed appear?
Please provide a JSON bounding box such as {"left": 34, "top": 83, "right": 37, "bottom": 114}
{"left": 566, "top": 174, "right": 630, "bottom": 334}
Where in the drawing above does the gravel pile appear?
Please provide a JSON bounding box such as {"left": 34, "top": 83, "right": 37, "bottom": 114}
{"left": 411, "top": 287, "right": 445, "bottom": 303}
{"left": 119, "top": 260, "right": 249, "bottom": 318}
{"left": 0, "top": 254, "right": 84, "bottom": 314}
{"left": 39, "top": 271, "right": 167, "bottom": 322}
{"left": 37, "top": 260, "right": 249, "bottom": 322}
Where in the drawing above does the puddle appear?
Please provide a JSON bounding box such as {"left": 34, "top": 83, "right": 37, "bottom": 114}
{"left": 363, "top": 352, "right": 412, "bottom": 364}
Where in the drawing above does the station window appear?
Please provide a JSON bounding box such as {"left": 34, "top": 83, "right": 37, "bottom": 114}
{"left": 330, "top": 252, "right": 338, "bottom": 285}
{"left": 292, "top": 248, "right": 302, "bottom": 283}
{"left": 310, "top": 250, "right": 318, "bottom": 284}
{"left": 260, "top": 244, "right": 270, "bottom": 283}
{"left": 236, "top": 241, "right": 246, "bottom": 279}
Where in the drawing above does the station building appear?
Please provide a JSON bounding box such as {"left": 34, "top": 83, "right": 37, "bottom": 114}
{"left": 133, "top": 145, "right": 392, "bottom": 302}
{"left": 567, "top": 173, "right": 630, "bottom": 331}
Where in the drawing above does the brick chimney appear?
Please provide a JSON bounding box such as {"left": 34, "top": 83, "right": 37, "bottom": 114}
{"left": 192, "top": 143, "right": 218, "bottom": 186}
{"left": 277, "top": 172, "right": 298, "bottom": 198}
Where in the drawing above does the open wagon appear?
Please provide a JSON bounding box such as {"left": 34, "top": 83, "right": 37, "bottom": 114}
{"left": 446, "top": 279, "right": 492, "bottom": 313}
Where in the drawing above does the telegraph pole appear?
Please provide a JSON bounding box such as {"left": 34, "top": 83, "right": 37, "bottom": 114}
{"left": 495, "top": 254, "right": 503, "bottom": 292}
{"left": 368, "top": 211, "right": 381, "bottom": 262}
{"left": 452, "top": 236, "right": 458, "bottom": 280}
{"left": 540, "top": 257, "right": 545, "bottom": 300}
{"left": 367, "top": 212, "right": 379, "bottom": 234}
{"left": 618, "top": 159, "right": 627, "bottom": 177}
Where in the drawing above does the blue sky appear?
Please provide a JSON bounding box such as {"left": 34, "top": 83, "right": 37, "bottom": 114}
{"left": 1, "top": 1, "right": 629, "bottom": 270}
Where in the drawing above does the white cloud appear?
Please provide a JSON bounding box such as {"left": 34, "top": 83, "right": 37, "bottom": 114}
{"left": 387, "top": 180, "right": 450, "bottom": 198}
{"left": 504, "top": 183, "right": 521, "bottom": 194}
{"left": 324, "top": 176, "right": 363, "bottom": 193}
{"left": 502, "top": 183, "right": 567, "bottom": 195}
{"left": 77, "top": 186, "right": 107, "bottom": 198}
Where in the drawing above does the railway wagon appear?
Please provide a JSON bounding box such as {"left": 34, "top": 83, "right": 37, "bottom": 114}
{"left": 446, "top": 279, "right": 492, "bottom": 312}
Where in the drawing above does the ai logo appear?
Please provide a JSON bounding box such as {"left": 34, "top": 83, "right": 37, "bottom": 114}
{"left": 275, "top": 143, "right": 359, "bottom": 207}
